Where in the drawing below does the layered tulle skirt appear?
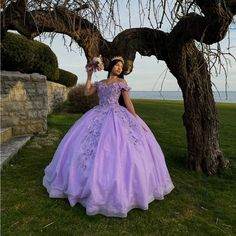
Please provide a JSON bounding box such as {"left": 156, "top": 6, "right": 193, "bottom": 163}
{"left": 43, "top": 104, "right": 174, "bottom": 217}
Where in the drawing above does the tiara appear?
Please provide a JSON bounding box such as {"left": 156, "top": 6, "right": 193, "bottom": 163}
{"left": 111, "top": 56, "right": 124, "bottom": 64}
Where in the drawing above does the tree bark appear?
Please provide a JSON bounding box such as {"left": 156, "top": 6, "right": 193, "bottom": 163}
{"left": 162, "top": 0, "right": 233, "bottom": 174}
{"left": 165, "top": 39, "right": 229, "bottom": 174}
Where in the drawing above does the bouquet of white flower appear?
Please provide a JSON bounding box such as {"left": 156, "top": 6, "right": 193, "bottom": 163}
{"left": 85, "top": 55, "right": 104, "bottom": 73}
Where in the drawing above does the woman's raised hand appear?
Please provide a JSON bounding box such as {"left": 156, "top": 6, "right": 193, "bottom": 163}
{"left": 87, "top": 66, "right": 93, "bottom": 77}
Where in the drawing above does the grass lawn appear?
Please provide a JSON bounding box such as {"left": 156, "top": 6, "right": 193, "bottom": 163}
{"left": 1, "top": 100, "right": 236, "bottom": 235}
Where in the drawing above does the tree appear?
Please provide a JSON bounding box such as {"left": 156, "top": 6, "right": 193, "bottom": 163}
{"left": 1, "top": 0, "right": 236, "bottom": 175}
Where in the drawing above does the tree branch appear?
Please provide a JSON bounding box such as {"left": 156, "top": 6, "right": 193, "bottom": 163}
{"left": 1, "top": 0, "right": 234, "bottom": 74}
{"left": 169, "top": 0, "right": 234, "bottom": 44}
{"left": 1, "top": 2, "right": 110, "bottom": 61}
{"left": 111, "top": 28, "right": 168, "bottom": 73}
{"left": 1, "top": 1, "right": 169, "bottom": 74}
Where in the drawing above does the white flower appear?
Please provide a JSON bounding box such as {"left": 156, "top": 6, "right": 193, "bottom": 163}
{"left": 85, "top": 55, "right": 104, "bottom": 72}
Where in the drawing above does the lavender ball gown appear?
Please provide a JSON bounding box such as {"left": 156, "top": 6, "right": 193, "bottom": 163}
{"left": 43, "top": 81, "right": 174, "bottom": 217}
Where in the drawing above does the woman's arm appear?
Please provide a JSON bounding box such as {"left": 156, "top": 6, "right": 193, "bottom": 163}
{"left": 84, "top": 70, "right": 97, "bottom": 96}
{"left": 122, "top": 90, "right": 137, "bottom": 118}
{"left": 122, "top": 80, "right": 148, "bottom": 132}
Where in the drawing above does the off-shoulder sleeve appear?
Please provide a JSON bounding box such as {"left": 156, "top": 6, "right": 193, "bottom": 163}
{"left": 120, "top": 82, "right": 131, "bottom": 91}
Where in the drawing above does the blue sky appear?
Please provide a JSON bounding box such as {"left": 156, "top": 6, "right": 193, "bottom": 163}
{"left": 34, "top": 2, "right": 236, "bottom": 91}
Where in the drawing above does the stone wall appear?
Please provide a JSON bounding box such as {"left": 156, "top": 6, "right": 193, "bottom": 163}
{"left": 47, "top": 81, "right": 69, "bottom": 114}
{"left": 1, "top": 71, "right": 68, "bottom": 135}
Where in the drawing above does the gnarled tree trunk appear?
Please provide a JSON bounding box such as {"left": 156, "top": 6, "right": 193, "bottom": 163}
{"left": 166, "top": 40, "right": 228, "bottom": 174}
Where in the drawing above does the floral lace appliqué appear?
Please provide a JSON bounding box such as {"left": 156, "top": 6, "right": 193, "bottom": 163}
{"left": 114, "top": 107, "right": 143, "bottom": 147}
{"left": 79, "top": 81, "right": 140, "bottom": 170}
{"left": 79, "top": 105, "right": 110, "bottom": 170}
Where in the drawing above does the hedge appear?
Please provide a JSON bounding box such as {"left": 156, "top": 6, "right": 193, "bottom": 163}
{"left": 57, "top": 69, "right": 78, "bottom": 87}
{"left": 67, "top": 84, "right": 99, "bottom": 113}
{"left": 1, "top": 32, "right": 59, "bottom": 81}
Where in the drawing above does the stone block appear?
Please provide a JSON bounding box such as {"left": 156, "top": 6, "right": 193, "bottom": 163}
{"left": 36, "top": 88, "right": 47, "bottom": 96}
{"left": 27, "top": 110, "right": 39, "bottom": 119}
{"left": 0, "top": 127, "right": 13, "bottom": 144}
{"left": 26, "top": 89, "right": 38, "bottom": 96}
{"left": 24, "top": 101, "right": 34, "bottom": 109}
{"left": 27, "top": 123, "right": 47, "bottom": 134}
{"left": 17, "top": 111, "right": 28, "bottom": 119}
{"left": 1, "top": 71, "right": 69, "bottom": 135}
{"left": 32, "top": 100, "right": 44, "bottom": 109}
{"left": 10, "top": 117, "right": 20, "bottom": 125}
{"left": 7, "top": 102, "right": 24, "bottom": 111}
{"left": 19, "top": 120, "right": 28, "bottom": 125}
{"left": 30, "top": 73, "right": 46, "bottom": 82}
{"left": 38, "top": 109, "right": 48, "bottom": 118}
{"left": 13, "top": 126, "right": 27, "bottom": 135}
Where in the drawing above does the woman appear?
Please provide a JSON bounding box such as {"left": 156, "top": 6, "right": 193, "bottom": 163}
{"left": 43, "top": 56, "right": 174, "bottom": 218}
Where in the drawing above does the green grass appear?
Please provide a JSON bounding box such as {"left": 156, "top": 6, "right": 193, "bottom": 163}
{"left": 1, "top": 100, "right": 236, "bottom": 235}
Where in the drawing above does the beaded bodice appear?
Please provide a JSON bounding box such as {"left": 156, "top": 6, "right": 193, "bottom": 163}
{"left": 94, "top": 81, "right": 131, "bottom": 106}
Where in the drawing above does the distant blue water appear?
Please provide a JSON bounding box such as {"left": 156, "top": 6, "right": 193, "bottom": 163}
{"left": 130, "top": 91, "right": 236, "bottom": 103}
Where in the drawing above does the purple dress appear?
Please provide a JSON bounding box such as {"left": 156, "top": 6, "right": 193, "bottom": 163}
{"left": 43, "top": 81, "right": 174, "bottom": 217}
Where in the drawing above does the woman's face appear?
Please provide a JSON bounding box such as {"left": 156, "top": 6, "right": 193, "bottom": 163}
{"left": 111, "top": 61, "right": 123, "bottom": 76}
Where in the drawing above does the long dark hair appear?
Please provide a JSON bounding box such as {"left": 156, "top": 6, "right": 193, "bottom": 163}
{"left": 107, "top": 59, "right": 126, "bottom": 108}
{"left": 107, "top": 59, "right": 125, "bottom": 79}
